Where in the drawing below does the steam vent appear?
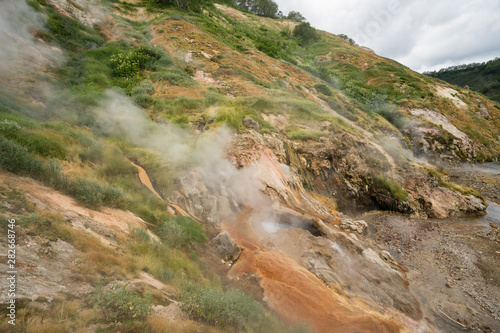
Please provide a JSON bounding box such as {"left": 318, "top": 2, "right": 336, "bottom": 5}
{"left": 0, "top": 0, "right": 499, "bottom": 332}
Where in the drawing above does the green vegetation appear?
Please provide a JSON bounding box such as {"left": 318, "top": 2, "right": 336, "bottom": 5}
{"left": 314, "top": 83, "right": 333, "bottom": 96}
{"left": 157, "top": 215, "right": 208, "bottom": 249}
{"left": 286, "top": 125, "right": 326, "bottom": 141}
{"left": 2, "top": 1, "right": 499, "bottom": 331}
{"left": 236, "top": 0, "right": 280, "bottom": 18}
{"left": 374, "top": 174, "right": 408, "bottom": 201}
{"left": 287, "top": 10, "right": 306, "bottom": 22}
{"left": 90, "top": 280, "right": 153, "bottom": 322}
{"left": 425, "top": 57, "right": 500, "bottom": 103}
{"left": 128, "top": 227, "right": 207, "bottom": 285}
{"left": 427, "top": 168, "right": 485, "bottom": 203}
{"left": 293, "top": 22, "right": 320, "bottom": 45}
{"left": 181, "top": 282, "right": 268, "bottom": 329}
{"left": 180, "top": 283, "right": 308, "bottom": 332}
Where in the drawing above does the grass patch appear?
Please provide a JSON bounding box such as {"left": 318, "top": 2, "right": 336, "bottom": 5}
{"left": 442, "top": 182, "right": 485, "bottom": 202}
{"left": 157, "top": 216, "right": 207, "bottom": 250}
{"left": 374, "top": 174, "right": 408, "bottom": 201}
{"left": 180, "top": 283, "right": 269, "bottom": 330}
{"left": 128, "top": 228, "right": 207, "bottom": 285}
{"left": 0, "top": 135, "right": 129, "bottom": 209}
{"left": 286, "top": 125, "right": 325, "bottom": 141}
{"left": 427, "top": 168, "right": 485, "bottom": 202}
{"left": 180, "top": 283, "right": 310, "bottom": 332}
{"left": 90, "top": 280, "right": 152, "bottom": 323}
{"left": 151, "top": 68, "right": 195, "bottom": 86}
{"left": 314, "top": 83, "right": 333, "bottom": 96}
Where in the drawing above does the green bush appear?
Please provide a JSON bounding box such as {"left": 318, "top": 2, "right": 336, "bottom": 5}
{"left": 0, "top": 119, "right": 21, "bottom": 137}
{"left": 70, "top": 178, "right": 128, "bottom": 208}
{"left": 45, "top": 10, "right": 104, "bottom": 52}
{"left": 293, "top": 22, "right": 320, "bottom": 45}
{"left": 314, "top": 83, "right": 333, "bottom": 96}
{"left": 157, "top": 216, "right": 207, "bottom": 249}
{"left": 180, "top": 283, "right": 270, "bottom": 330}
{"left": 90, "top": 280, "right": 152, "bottom": 323}
{"left": 0, "top": 136, "right": 46, "bottom": 176}
{"left": 132, "top": 93, "right": 153, "bottom": 108}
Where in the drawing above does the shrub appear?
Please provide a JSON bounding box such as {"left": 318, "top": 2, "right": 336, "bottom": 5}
{"left": 157, "top": 216, "right": 207, "bottom": 249}
{"left": 0, "top": 136, "right": 46, "bottom": 176}
{"left": 0, "top": 119, "right": 21, "bottom": 137}
{"left": 314, "top": 83, "right": 333, "bottom": 96}
{"left": 90, "top": 280, "right": 152, "bottom": 323}
{"left": 180, "top": 283, "right": 270, "bottom": 330}
{"left": 293, "top": 22, "right": 320, "bottom": 44}
{"left": 133, "top": 93, "right": 153, "bottom": 108}
{"left": 102, "top": 148, "right": 138, "bottom": 177}
{"left": 287, "top": 11, "right": 306, "bottom": 22}
{"left": 70, "top": 178, "right": 128, "bottom": 208}
{"left": 0, "top": 137, "right": 129, "bottom": 209}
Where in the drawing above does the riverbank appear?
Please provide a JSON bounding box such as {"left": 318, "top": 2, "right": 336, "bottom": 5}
{"left": 362, "top": 163, "right": 500, "bottom": 332}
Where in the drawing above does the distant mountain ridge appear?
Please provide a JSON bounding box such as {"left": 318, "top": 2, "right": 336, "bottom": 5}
{"left": 424, "top": 57, "right": 500, "bottom": 103}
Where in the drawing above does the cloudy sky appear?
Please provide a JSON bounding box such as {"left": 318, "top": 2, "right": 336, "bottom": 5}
{"left": 274, "top": 0, "right": 500, "bottom": 73}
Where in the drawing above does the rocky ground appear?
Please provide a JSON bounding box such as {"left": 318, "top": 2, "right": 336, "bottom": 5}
{"left": 362, "top": 165, "right": 500, "bottom": 332}
{"left": 448, "top": 163, "right": 500, "bottom": 204}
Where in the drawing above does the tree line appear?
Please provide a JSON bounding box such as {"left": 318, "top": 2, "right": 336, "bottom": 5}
{"left": 151, "top": 0, "right": 307, "bottom": 21}
{"left": 424, "top": 58, "right": 500, "bottom": 103}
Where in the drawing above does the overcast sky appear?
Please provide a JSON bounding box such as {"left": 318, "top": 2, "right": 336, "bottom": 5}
{"left": 274, "top": 0, "right": 500, "bottom": 73}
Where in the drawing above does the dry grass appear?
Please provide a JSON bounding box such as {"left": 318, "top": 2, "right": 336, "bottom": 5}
{"left": 148, "top": 317, "right": 222, "bottom": 333}
{"left": 0, "top": 300, "right": 98, "bottom": 333}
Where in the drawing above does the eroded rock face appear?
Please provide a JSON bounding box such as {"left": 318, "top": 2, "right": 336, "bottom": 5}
{"left": 267, "top": 223, "right": 423, "bottom": 322}
{"left": 169, "top": 168, "right": 238, "bottom": 228}
{"left": 170, "top": 127, "right": 487, "bottom": 240}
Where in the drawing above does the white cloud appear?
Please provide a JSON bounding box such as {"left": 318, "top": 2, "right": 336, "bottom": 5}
{"left": 274, "top": 0, "right": 500, "bottom": 72}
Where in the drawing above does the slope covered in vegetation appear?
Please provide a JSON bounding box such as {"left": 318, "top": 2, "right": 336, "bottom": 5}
{"left": 1, "top": 0, "right": 500, "bottom": 332}
{"left": 425, "top": 57, "right": 500, "bottom": 103}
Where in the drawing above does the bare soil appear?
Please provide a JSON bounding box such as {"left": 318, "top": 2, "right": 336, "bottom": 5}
{"left": 364, "top": 212, "right": 500, "bottom": 332}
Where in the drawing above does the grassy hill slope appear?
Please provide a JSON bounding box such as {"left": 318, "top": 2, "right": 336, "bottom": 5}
{"left": 0, "top": 0, "right": 499, "bottom": 331}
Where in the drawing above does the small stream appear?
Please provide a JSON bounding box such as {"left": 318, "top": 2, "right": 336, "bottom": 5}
{"left": 479, "top": 201, "right": 500, "bottom": 227}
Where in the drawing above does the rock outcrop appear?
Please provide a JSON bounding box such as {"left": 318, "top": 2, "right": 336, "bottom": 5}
{"left": 210, "top": 231, "right": 242, "bottom": 261}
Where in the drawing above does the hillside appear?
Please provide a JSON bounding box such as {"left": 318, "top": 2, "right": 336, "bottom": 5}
{"left": 1, "top": 0, "right": 500, "bottom": 332}
{"left": 425, "top": 58, "right": 500, "bottom": 103}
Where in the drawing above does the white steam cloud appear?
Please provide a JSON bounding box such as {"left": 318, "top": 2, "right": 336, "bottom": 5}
{"left": 98, "top": 90, "right": 270, "bottom": 221}
{"left": 0, "top": 0, "right": 62, "bottom": 75}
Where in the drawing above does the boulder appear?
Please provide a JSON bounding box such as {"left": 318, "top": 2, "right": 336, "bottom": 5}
{"left": 210, "top": 231, "right": 242, "bottom": 261}
{"left": 242, "top": 117, "right": 260, "bottom": 130}
{"left": 340, "top": 218, "right": 368, "bottom": 234}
